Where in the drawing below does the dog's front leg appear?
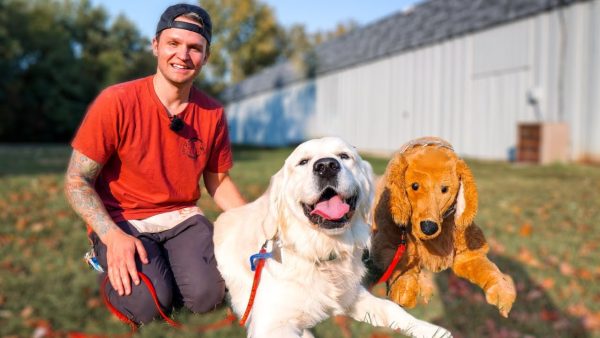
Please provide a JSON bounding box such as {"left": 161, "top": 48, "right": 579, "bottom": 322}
{"left": 347, "top": 286, "right": 452, "bottom": 338}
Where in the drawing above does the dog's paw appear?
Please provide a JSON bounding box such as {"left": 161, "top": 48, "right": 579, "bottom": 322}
{"left": 407, "top": 319, "right": 453, "bottom": 338}
{"left": 485, "top": 273, "right": 516, "bottom": 317}
{"left": 388, "top": 274, "right": 419, "bottom": 308}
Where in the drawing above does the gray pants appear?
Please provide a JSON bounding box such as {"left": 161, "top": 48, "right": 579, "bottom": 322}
{"left": 90, "top": 214, "right": 225, "bottom": 324}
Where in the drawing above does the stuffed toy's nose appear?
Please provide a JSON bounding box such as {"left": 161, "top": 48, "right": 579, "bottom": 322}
{"left": 420, "top": 220, "right": 439, "bottom": 235}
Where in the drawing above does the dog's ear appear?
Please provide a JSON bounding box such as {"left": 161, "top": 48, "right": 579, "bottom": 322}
{"left": 357, "top": 159, "right": 375, "bottom": 224}
{"left": 455, "top": 159, "right": 478, "bottom": 228}
{"left": 263, "top": 168, "right": 284, "bottom": 239}
{"left": 382, "top": 154, "right": 411, "bottom": 226}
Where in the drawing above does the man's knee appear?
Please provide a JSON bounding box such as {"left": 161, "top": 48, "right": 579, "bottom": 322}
{"left": 183, "top": 278, "right": 225, "bottom": 313}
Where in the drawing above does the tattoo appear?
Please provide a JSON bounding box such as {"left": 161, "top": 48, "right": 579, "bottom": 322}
{"left": 64, "top": 150, "right": 117, "bottom": 237}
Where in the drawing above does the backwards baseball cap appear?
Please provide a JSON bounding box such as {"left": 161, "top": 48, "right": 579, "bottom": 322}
{"left": 155, "top": 4, "right": 212, "bottom": 45}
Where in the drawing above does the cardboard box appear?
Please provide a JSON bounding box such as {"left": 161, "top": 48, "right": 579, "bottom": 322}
{"left": 517, "top": 122, "right": 569, "bottom": 164}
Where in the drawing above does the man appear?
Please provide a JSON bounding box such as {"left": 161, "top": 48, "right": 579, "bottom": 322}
{"left": 64, "top": 4, "right": 245, "bottom": 324}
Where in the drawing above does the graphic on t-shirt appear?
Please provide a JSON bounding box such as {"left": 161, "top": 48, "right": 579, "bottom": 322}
{"left": 182, "top": 137, "right": 205, "bottom": 159}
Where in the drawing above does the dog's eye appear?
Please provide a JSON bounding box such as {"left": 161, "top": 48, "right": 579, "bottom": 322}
{"left": 338, "top": 153, "right": 350, "bottom": 160}
{"left": 411, "top": 182, "right": 419, "bottom": 191}
{"left": 441, "top": 186, "right": 449, "bottom": 193}
{"left": 297, "top": 158, "right": 309, "bottom": 166}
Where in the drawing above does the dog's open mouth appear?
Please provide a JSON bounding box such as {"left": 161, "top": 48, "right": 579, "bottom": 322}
{"left": 301, "top": 187, "right": 358, "bottom": 229}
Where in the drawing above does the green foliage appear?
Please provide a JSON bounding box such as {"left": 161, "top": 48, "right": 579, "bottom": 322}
{"left": 0, "top": 0, "right": 154, "bottom": 142}
{"left": 195, "top": 0, "right": 359, "bottom": 98}
{"left": 0, "top": 0, "right": 359, "bottom": 142}
{"left": 1, "top": 145, "right": 599, "bottom": 337}
{"left": 196, "top": 0, "right": 287, "bottom": 97}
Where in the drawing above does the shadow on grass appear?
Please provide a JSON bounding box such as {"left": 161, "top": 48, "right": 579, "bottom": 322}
{"left": 0, "top": 144, "right": 71, "bottom": 176}
{"left": 434, "top": 255, "right": 588, "bottom": 338}
{"left": 231, "top": 144, "right": 295, "bottom": 162}
{"left": 0, "top": 144, "right": 296, "bottom": 176}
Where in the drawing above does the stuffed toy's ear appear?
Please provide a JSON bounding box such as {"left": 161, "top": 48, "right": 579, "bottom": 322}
{"left": 383, "top": 154, "right": 411, "bottom": 226}
{"left": 263, "top": 169, "right": 284, "bottom": 239}
{"left": 373, "top": 188, "right": 394, "bottom": 232}
{"left": 455, "top": 159, "right": 478, "bottom": 228}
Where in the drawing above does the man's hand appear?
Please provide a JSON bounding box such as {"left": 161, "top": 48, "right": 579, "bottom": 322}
{"left": 102, "top": 228, "right": 149, "bottom": 296}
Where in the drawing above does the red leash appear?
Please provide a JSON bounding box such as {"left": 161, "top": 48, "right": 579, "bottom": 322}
{"left": 102, "top": 271, "right": 238, "bottom": 333}
{"left": 374, "top": 243, "right": 406, "bottom": 285}
{"left": 101, "top": 271, "right": 181, "bottom": 331}
{"left": 38, "top": 271, "right": 235, "bottom": 338}
{"left": 101, "top": 271, "right": 237, "bottom": 333}
{"left": 239, "top": 244, "right": 271, "bottom": 326}
{"left": 374, "top": 227, "right": 407, "bottom": 286}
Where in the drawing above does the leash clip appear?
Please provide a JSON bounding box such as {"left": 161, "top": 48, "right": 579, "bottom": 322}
{"left": 84, "top": 249, "right": 104, "bottom": 273}
{"left": 249, "top": 240, "right": 273, "bottom": 271}
{"left": 400, "top": 226, "right": 407, "bottom": 245}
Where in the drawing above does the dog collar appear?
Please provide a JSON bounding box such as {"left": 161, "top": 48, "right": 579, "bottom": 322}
{"left": 277, "top": 241, "right": 340, "bottom": 265}
{"left": 265, "top": 229, "right": 340, "bottom": 265}
{"left": 443, "top": 203, "right": 457, "bottom": 219}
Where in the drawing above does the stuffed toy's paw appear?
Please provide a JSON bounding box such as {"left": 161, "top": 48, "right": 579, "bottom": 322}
{"left": 418, "top": 271, "right": 435, "bottom": 304}
{"left": 388, "top": 272, "right": 419, "bottom": 308}
{"left": 485, "top": 273, "right": 516, "bottom": 317}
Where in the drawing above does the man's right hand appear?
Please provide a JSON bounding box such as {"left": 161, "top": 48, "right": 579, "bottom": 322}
{"left": 102, "top": 228, "right": 149, "bottom": 296}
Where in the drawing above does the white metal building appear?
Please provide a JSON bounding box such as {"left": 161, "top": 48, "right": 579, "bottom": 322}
{"left": 224, "top": 0, "right": 600, "bottom": 162}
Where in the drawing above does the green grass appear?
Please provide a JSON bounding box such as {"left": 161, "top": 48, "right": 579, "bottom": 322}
{"left": 0, "top": 144, "right": 599, "bottom": 338}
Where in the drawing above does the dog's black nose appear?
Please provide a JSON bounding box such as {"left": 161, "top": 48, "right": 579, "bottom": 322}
{"left": 420, "top": 220, "right": 439, "bottom": 236}
{"left": 313, "top": 157, "right": 341, "bottom": 179}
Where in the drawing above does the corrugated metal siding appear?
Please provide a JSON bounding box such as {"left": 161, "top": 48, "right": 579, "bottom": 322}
{"left": 587, "top": 0, "right": 600, "bottom": 161}
{"left": 226, "top": 80, "right": 316, "bottom": 146}
{"left": 226, "top": 0, "right": 599, "bottom": 160}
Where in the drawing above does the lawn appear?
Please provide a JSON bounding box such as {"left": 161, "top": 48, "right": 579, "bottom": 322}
{"left": 0, "top": 144, "right": 598, "bottom": 338}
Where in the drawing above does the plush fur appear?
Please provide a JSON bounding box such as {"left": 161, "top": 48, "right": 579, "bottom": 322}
{"left": 214, "top": 137, "right": 451, "bottom": 338}
{"left": 370, "top": 137, "right": 516, "bottom": 317}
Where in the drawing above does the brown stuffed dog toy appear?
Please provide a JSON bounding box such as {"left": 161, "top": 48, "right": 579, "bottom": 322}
{"left": 369, "top": 136, "right": 516, "bottom": 317}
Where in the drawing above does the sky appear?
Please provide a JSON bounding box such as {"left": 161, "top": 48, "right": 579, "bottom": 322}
{"left": 89, "top": 0, "right": 421, "bottom": 40}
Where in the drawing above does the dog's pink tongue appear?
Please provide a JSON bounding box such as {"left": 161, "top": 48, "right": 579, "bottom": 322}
{"left": 310, "top": 195, "right": 350, "bottom": 220}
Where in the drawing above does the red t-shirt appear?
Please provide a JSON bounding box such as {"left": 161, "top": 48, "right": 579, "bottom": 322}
{"left": 71, "top": 76, "right": 233, "bottom": 222}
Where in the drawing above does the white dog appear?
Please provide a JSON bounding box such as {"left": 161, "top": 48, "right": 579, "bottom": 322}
{"left": 214, "top": 137, "right": 451, "bottom": 338}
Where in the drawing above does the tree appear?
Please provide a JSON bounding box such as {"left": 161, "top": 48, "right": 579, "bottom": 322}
{"left": 0, "top": 0, "right": 358, "bottom": 141}
{"left": 0, "top": 0, "right": 154, "bottom": 142}
{"left": 313, "top": 19, "right": 359, "bottom": 45}
{"left": 197, "top": 0, "right": 287, "bottom": 97}
{"left": 194, "top": 1, "right": 359, "bottom": 98}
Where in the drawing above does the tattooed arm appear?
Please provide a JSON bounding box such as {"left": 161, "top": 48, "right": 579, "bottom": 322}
{"left": 64, "top": 150, "right": 116, "bottom": 237}
{"left": 64, "top": 149, "right": 148, "bottom": 296}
